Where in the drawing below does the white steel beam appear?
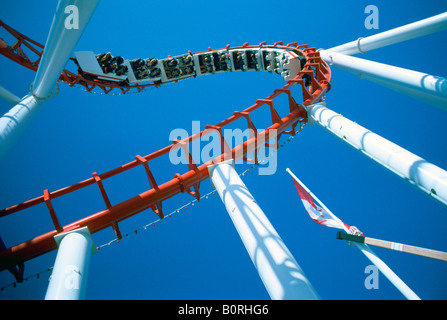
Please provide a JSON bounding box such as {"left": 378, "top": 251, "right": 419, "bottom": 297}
{"left": 0, "top": 0, "right": 99, "bottom": 161}
{"left": 0, "top": 85, "right": 21, "bottom": 105}
{"left": 45, "top": 227, "right": 96, "bottom": 300}
{"left": 306, "top": 102, "right": 447, "bottom": 208}
{"left": 33, "top": 0, "right": 100, "bottom": 98}
{"left": 0, "top": 94, "right": 43, "bottom": 160}
{"left": 209, "top": 159, "right": 320, "bottom": 300}
{"left": 319, "top": 50, "right": 447, "bottom": 111}
{"left": 326, "top": 12, "right": 447, "bottom": 55}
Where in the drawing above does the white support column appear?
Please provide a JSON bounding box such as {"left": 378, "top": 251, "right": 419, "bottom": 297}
{"left": 33, "top": 0, "right": 100, "bottom": 98}
{"left": 208, "top": 159, "right": 320, "bottom": 300}
{"left": 319, "top": 50, "right": 447, "bottom": 111}
{"left": 326, "top": 12, "right": 447, "bottom": 55}
{"left": 354, "top": 242, "right": 420, "bottom": 300}
{"left": 0, "top": 94, "right": 43, "bottom": 160}
{"left": 45, "top": 227, "right": 96, "bottom": 300}
{"left": 0, "top": 85, "right": 21, "bottom": 105}
{"left": 0, "top": 0, "right": 99, "bottom": 161}
{"left": 306, "top": 102, "right": 447, "bottom": 208}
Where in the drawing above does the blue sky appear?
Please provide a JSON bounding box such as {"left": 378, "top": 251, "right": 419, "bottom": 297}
{"left": 1, "top": 0, "right": 447, "bottom": 300}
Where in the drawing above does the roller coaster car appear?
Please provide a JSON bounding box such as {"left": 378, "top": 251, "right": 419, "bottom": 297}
{"left": 74, "top": 51, "right": 163, "bottom": 85}
{"left": 127, "top": 57, "right": 163, "bottom": 83}
{"left": 229, "top": 49, "right": 261, "bottom": 72}
{"left": 193, "top": 50, "right": 229, "bottom": 76}
{"left": 231, "top": 51, "right": 246, "bottom": 71}
{"left": 75, "top": 51, "right": 129, "bottom": 82}
{"left": 261, "top": 49, "right": 301, "bottom": 81}
{"left": 227, "top": 48, "right": 302, "bottom": 81}
{"left": 162, "top": 53, "right": 196, "bottom": 81}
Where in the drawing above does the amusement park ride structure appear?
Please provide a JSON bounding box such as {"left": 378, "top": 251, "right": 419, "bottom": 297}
{"left": 0, "top": 1, "right": 446, "bottom": 299}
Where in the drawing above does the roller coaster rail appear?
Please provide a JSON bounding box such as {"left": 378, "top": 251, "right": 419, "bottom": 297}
{"left": 0, "top": 20, "right": 332, "bottom": 278}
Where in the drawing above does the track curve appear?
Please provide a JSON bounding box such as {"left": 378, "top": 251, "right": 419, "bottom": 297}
{"left": 0, "top": 21, "right": 331, "bottom": 279}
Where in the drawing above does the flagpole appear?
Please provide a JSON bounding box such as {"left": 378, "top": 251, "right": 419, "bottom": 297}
{"left": 286, "top": 168, "right": 421, "bottom": 300}
{"left": 337, "top": 231, "right": 447, "bottom": 262}
{"left": 209, "top": 160, "right": 321, "bottom": 300}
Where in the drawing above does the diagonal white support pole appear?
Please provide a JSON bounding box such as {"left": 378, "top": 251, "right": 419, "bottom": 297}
{"left": 319, "top": 50, "right": 447, "bottom": 111}
{"left": 286, "top": 169, "right": 420, "bottom": 300}
{"left": 209, "top": 159, "right": 320, "bottom": 300}
{"left": 306, "top": 102, "right": 447, "bottom": 208}
{"left": 33, "top": 0, "right": 100, "bottom": 98}
{"left": 0, "top": 85, "right": 21, "bottom": 105}
{"left": 45, "top": 227, "right": 97, "bottom": 300}
{"left": 326, "top": 12, "right": 447, "bottom": 55}
{"left": 0, "top": 94, "right": 43, "bottom": 159}
{"left": 354, "top": 243, "right": 420, "bottom": 300}
{"left": 0, "top": 0, "right": 100, "bottom": 161}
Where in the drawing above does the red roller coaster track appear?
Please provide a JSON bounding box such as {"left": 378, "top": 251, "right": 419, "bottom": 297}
{"left": 0, "top": 20, "right": 332, "bottom": 281}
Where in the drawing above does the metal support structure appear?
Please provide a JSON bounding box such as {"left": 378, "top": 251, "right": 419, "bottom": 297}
{"left": 0, "top": 85, "right": 21, "bottom": 105}
{"left": 0, "top": 94, "right": 43, "bottom": 160}
{"left": 326, "top": 12, "right": 447, "bottom": 55}
{"left": 33, "top": 0, "right": 100, "bottom": 98}
{"left": 306, "top": 102, "right": 447, "bottom": 208}
{"left": 319, "top": 50, "right": 447, "bottom": 111}
{"left": 208, "top": 159, "right": 320, "bottom": 300}
{"left": 0, "top": 0, "right": 99, "bottom": 161}
{"left": 0, "top": 45, "right": 326, "bottom": 272}
{"left": 45, "top": 227, "right": 96, "bottom": 300}
{"left": 353, "top": 241, "right": 420, "bottom": 300}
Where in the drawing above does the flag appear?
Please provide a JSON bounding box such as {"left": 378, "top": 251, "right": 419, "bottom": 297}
{"left": 289, "top": 172, "right": 350, "bottom": 230}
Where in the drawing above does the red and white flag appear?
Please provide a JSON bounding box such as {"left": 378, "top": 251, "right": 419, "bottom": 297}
{"left": 288, "top": 169, "right": 350, "bottom": 230}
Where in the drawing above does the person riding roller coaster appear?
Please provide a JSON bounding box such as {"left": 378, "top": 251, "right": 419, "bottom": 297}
{"left": 96, "top": 52, "right": 125, "bottom": 75}
{"left": 130, "top": 58, "right": 147, "bottom": 80}
{"left": 132, "top": 58, "right": 145, "bottom": 70}
{"left": 182, "top": 54, "right": 192, "bottom": 65}
{"left": 136, "top": 68, "right": 149, "bottom": 79}
{"left": 115, "top": 64, "right": 128, "bottom": 76}
{"left": 166, "top": 58, "right": 178, "bottom": 68}
{"left": 97, "top": 52, "right": 111, "bottom": 64}
{"left": 146, "top": 58, "right": 157, "bottom": 68}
